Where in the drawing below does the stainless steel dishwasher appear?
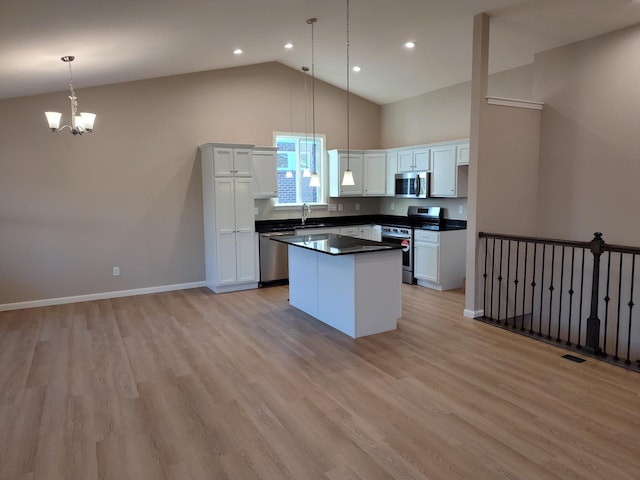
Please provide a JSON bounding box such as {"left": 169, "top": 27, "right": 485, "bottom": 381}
{"left": 259, "top": 231, "right": 295, "bottom": 284}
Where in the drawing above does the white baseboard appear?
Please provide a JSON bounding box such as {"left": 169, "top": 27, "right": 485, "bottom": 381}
{"left": 464, "top": 308, "right": 484, "bottom": 319}
{"left": 0, "top": 281, "right": 207, "bottom": 312}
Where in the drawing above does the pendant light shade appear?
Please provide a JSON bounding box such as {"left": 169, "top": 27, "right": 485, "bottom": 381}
{"left": 309, "top": 172, "right": 321, "bottom": 187}
{"left": 341, "top": 168, "right": 355, "bottom": 186}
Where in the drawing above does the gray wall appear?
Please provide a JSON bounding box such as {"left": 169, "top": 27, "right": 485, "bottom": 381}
{"left": 534, "top": 24, "right": 640, "bottom": 245}
{"left": 0, "top": 62, "right": 380, "bottom": 305}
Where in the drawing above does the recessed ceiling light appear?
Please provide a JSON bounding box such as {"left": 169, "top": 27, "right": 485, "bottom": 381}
{"left": 352, "top": 66, "right": 361, "bottom": 73}
{"left": 404, "top": 41, "right": 416, "bottom": 49}
{"left": 233, "top": 48, "right": 243, "bottom": 55}
{"left": 284, "top": 43, "right": 294, "bottom": 49}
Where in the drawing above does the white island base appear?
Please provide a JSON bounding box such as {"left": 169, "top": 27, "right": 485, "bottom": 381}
{"left": 288, "top": 246, "right": 402, "bottom": 338}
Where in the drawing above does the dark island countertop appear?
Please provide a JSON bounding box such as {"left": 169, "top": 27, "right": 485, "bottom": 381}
{"left": 271, "top": 233, "right": 404, "bottom": 256}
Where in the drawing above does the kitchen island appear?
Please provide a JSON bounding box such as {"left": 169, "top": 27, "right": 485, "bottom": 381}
{"left": 273, "top": 233, "right": 403, "bottom": 338}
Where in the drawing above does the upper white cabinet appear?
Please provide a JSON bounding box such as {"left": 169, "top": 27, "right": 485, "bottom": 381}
{"left": 430, "top": 142, "right": 468, "bottom": 198}
{"left": 430, "top": 145, "right": 457, "bottom": 197}
{"left": 329, "top": 150, "right": 364, "bottom": 196}
{"left": 363, "top": 151, "right": 387, "bottom": 196}
{"left": 328, "top": 138, "right": 469, "bottom": 198}
{"left": 252, "top": 147, "right": 278, "bottom": 198}
{"left": 457, "top": 141, "right": 470, "bottom": 165}
{"left": 398, "top": 147, "right": 430, "bottom": 173}
{"left": 210, "top": 145, "right": 253, "bottom": 177}
{"left": 386, "top": 150, "right": 398, "bottom": 196}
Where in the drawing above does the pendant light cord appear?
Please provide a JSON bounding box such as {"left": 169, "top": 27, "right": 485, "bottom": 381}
{"left": 346, "top": 0, "right": 350, "bottom": 170}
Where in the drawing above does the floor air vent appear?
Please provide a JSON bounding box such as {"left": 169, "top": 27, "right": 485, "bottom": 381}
{"left": 562, "top": 354, "right": 586, "bottom": 363}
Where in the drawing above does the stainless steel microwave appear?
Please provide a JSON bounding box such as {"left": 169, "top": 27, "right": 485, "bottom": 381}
{"left": 395, "top": 171, "right": 429, "bottom": 198}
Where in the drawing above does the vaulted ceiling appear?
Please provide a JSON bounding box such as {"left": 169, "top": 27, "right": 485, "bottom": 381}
{"left": 3, "top": 0, "right": 640, "bottom": 104}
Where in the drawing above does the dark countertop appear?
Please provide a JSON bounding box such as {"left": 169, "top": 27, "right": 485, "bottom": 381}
{"left": 255, "top": 215, "right": 466, "bottom": 233}
{"left": 271, "top": 233, "right": 404, "bottom": 256}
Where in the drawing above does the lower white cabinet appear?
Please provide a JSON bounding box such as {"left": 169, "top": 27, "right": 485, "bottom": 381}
{"left": 414, "top": 229, "right": 466, "bottom": 291}
{"left": 339, "top": 226, "right": 360, "bottom": 237}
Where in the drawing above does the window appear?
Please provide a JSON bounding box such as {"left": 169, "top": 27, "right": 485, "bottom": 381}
{"left": 274, "top": 132, "right": 326, "bottom": 206}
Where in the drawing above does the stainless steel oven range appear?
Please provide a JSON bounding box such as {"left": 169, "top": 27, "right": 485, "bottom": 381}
{"left": 380, "top": 225, "right": 414, "bottom": 284}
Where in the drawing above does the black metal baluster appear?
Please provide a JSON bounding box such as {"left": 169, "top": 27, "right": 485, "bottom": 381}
{"left": 505, "top": 240, "right": 512, "bottom": 327}
{"left": 557, "top": 246, "right": 565, "bottom": 342}
{"left": 530, "top": 243, "right": 537, "bottom": 335}
{"left": 602, "top": 251, "right": 612, "bottom": 357}
{"left": 577, "top": 248, "right": 586, "bottom": 350}
{"left": 614, "top": 253, "right": 623, "bottom": 362}
{"left": 567, "top": 247, "right": 576, "bottom": 346}
{"left": 521, "top": 242, "right": 528, "bottom": 332}
{"left": 497, "top": 239, "right": 504, "bottom": 324}
{"left": 547, "top": 245, "right": 555, "bottom": 340}
{"left": 625, "top": 254, "right": 635, "bottom": 365}
{"left": 482, "top": 236, "right": 488, "bottom": 319}
{"left": 490, "top": 238, "right": 496, "bottom": 321}
{"left": 538, "top": 244, "right": 546, "bottom": 337}
{"left": 513, "top": 241, "right": 521, "bottom": 330}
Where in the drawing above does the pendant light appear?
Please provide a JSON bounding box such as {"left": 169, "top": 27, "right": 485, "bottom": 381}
{"left": 341, "top": 0, "right": 355, "bottom": 186}
{"left": 301, "top": 66, "right": 311, "bottom": 179}
{"left": 307, "top": 17, "right": 321, "bottom": 188}
{"left": 45, "top": 56, "right": 96, "bottom": 135}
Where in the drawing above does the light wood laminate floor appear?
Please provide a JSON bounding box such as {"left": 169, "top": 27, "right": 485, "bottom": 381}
{"left": 1, "top": 285, "right": 639, "bottom": 479}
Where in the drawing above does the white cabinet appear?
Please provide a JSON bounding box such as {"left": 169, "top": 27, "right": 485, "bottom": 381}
{"left": 329, "top": 149, "right": 389, "bottom": 197}
{"left": 397, "top": 147, "right": 430, "bottom": 173}
{"left": 457, "top": 142, "right": 470, "bottom": 165}
{"left": 430, "top": 145, "right": 457, "bottom": 197}
{"left": 358, "top": 225, "right": 374, "bottom": 240}
{"left": 340, "top": 226, "right": 360, "bottom": 237}
{"left": 252, "top": 147, "right": 278, "bottom": 198}
{"left": 386, "top": 150, "right": 398, "bottom": 196}
{"left": 200, "top": 143, "right": 258, "bottom": 293}
{"left": 363, "top": 152, "right": 387, "bottom": 196}
{"left": 329, "top": 150, "right": 364, "bottom": 196}
{"left": 430, "top": 143, "right": 468, "bottom": 198}
{"left": 211, "top": 145, "right": 253, "bottom": 177}
{"left": 414, "top": 229, "right": 466, "bottom": 291}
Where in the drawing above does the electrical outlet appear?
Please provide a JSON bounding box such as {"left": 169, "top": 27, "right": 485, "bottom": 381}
{"left": 338, "top": 203, "right": 343, "bottom": 211}
{"left": 112, "top": 266, "right": 120, "bottom": 277}
{"left": 355, "top": 202, "right": 360, "bottom": 211}
{"left": 458, "top": 205, "right": 464, "bottom": 214}
{"left": 390, "top": 202, "right": 395, "bottom": 211}
{"left": 254, "top": 207, "right": 259, "bottom": 215}
{"left": 328, "top": 203, "right": 337, "bottom": 212}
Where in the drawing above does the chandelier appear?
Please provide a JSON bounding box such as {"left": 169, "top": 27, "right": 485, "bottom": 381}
{"left": 45, "top": 56, "right": 96, "bottom": 135}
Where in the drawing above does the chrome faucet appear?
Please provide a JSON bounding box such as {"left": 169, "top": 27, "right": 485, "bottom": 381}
{"left": 301, "top": 203, "right": 311, "bottom": 225}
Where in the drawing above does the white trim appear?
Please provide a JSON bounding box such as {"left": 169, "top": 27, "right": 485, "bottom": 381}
{"left": 486, "top": 96, "right": 544, "bottom": 110}
{"left": 464, "top": 308, "right": 484, "bottom": 319}
{"left": 0, "top": 281, "right": 207, "bottom": 312}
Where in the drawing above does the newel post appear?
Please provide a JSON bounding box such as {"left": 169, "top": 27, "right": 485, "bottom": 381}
{"left": 584, "top": 232, "right": 604, "bottom": 354}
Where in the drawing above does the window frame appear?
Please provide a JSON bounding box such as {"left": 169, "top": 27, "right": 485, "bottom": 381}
{"left": 273, "top": 131, "right": 327, "bottom": 208}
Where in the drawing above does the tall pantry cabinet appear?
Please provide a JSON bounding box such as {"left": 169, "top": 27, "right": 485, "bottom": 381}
{"left": 199, "top": 143, "right": 258, "bottom": 293}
